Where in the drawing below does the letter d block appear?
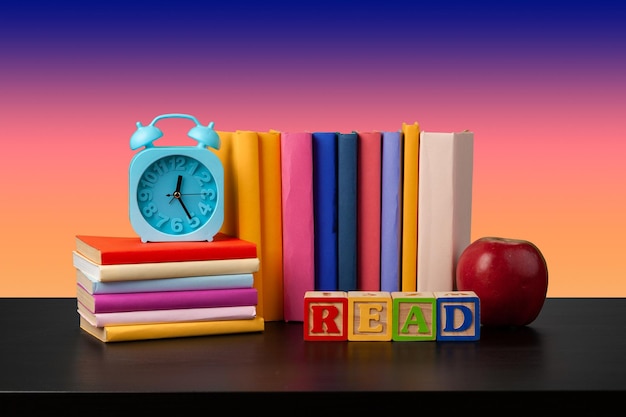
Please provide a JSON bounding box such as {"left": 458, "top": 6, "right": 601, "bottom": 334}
{"left": 304, "top": 291, "right": 348, "bottom": 341}
{"left": 391, "top": 292, "right": 437, "bottom": 341}
{"left": 348, "top": 291, "right": 392, "bottom": 341}
{"left": 434, "top": 291, "right": 480, "bottom": 341}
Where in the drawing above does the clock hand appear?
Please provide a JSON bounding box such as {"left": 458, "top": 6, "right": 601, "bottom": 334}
{"left": 168, "top": 175, "right": 192, "bottom": 219}
{"left": 175, "top": 175, "right": 183, "bottom": 193}
{"left": 166, "top": 192, "right": 204, "bottom": 196}
{"left": 177, "top": 196, "right": 193, "bottom": 219}
{"left": 169, "top": 175, "right": 184, "bottom": 204}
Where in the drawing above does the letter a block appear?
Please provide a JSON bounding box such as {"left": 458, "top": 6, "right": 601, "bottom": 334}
{"left": 434, "top": 291, "right": 480, "bottom": 341}
{"left": 348, "top": 291, "right": 392, "bottom": 341}
{"left": 391, "top": 292, "right": 437, "bottom": 341}
{"left": 304, "top": 291, "right": 348, "bottom": 341}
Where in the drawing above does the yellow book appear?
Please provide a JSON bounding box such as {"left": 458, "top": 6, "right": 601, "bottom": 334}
{"left": 259, "top": 130, "right": 284, "bottom": 321}
{"left": 215, "top": 130, "right": 265, "bottom": 318}
{"left": 216, "top": 131, "right": 237, "bottom": 236}
{"left": 80, "top": 316, "right": 265, "bottom": 342}
{"left": 401, "top": 122, "right": 420, "bottom": 292}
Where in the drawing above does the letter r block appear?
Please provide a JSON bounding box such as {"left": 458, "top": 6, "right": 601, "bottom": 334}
{"left": 304, "top": 291, "right": 348, "bottom": 341}
{"left": 391, "top": 292, "right": 437, "bottom": 341}
{"left": 434, "top": 291, "right": 480, "bottom": 341}
{"left": 348, "top": 291, "right": 392, "bottom": 341}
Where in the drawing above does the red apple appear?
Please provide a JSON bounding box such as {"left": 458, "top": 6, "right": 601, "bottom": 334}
{"left": 455, "top": 237, "right": 548, "bottom": 327}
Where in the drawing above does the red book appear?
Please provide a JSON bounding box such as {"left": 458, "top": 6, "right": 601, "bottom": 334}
{"left": 75, "top": 233, "right": 257, "bottom": 265}
{"left": 357, "top": 131, "right": 382, "bottom": 291}
{"left": 77, "top": 285, "right": 258, "bottom": 314}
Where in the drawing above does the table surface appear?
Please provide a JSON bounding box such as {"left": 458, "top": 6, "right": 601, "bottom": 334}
{"left": 1, "top": 297, "right": 625, "bottom": 409}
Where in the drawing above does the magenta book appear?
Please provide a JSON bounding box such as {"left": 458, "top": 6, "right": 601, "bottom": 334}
{"left": 77, "top": 285, "right": 258, "bottom": 314}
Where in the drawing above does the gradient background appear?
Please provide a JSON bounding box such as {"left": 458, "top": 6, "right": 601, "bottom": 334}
{"left": 1, "top": 1, "right": 624, "bottom": 297}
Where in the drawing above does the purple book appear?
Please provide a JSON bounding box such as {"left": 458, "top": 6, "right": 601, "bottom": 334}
{"left": 77, "top": 285, "right": 258, "bottom": 314}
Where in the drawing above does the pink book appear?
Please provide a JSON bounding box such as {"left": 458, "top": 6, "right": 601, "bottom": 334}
{"left": 357, "top": 131, "right": 382, "bottom": 291}
{"left": 77, "top": 285, "right": 258, "bottom": 314}
{"left": 78, "top": 304, "right": 257, "bottom": 327}
{"left": 280, "top": 131, "right": 315, "bottom": 322}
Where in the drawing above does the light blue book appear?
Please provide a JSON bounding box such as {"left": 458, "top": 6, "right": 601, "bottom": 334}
{"left": 380, "top": 130, "right": 403, "bottom": 292}
{"left": 76, "top": 268, "right": 254, "bottom": 294}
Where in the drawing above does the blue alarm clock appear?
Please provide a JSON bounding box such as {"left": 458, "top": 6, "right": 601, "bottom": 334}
{"left": 128, "top": 113, "right": 224, "bottom": 242}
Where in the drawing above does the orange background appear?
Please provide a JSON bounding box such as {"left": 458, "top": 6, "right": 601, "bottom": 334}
{"left": 1, "top": 2, "right": 625, "bottom": 298}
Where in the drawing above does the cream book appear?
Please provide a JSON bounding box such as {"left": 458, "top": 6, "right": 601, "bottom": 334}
{"left": 417, "top": 131, "right": 474, "bottom": 291}
{"left": 72, "top": 251, "right": 260, "bottom": 282}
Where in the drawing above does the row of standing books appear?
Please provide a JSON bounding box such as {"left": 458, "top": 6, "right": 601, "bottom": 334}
{"left": 74, "top": 233, "right": 265, "bottom": 342}
{"left": 213, "top": 124, "right": 474, "bottom": 322}
{"left": 74, "top": 122, "right": 474, "bottom": 337}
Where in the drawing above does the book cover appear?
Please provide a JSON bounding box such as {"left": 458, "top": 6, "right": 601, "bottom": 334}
{"left": 78, "top": 302, "right": 257, "bottom": 327}
{"left": 417, "top": 131, "right": 474, "bottom": 292}
{"left": 215, "top": 130, "right": 237, "bottom": 236}
{"left": 380, "top": 130, "right": 403, "bottom": 292}
{"left": 258, "top": 130, "right": 284, "bottom": 321}
{"left": 400, "top": 122, "right": 420, "bottom": 292}
{"left": 79, "top": 316, "right": 265, "bottom": 343}
{"left": 216, "top": 130, "right": 266, "bottom": 318}
{"left": 337, "top": 132, "right": 358, "bottom": 291}
{"left": 75, "top": 233, "right": 257, "bottom": 265}
{"left": 312, "top": 131, "right": 338, "bottom": 291}
{"left": 280, "top": 131, "right": 315, "bottom": 322}
{"left": 77, "top": 285, "right": 258, "bottom": 314}
{"left": 72, "top": 251, "right": 260, "bottom": 282}
{"left": 357, "top": 131, "right": 382, "bottom": 291}
{"left": 76, "top": 268, "right": 254, "bottom": 294}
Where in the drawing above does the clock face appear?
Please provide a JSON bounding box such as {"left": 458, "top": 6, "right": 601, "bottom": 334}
{"left": 135, "top": 154, "right": 219, "bottom": 237}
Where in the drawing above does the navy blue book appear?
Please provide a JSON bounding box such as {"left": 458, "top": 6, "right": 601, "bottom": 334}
{"left": 312, "top": 131, "right": 338, "bottom": 291}
{"left": 337, "top": 132, "right": 358, "bottom": 291}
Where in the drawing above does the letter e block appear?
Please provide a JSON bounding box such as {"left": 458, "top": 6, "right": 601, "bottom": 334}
{"left": 304, "top": 291, "right": 348, "bottom": 341}
{"left": 434, "top": 291, "right": 480, "bottom": 341}
{"left": 348, "top": 291, "right": 392, "bottom": 341}
{"left": 391, "top": 292, "right": 437, "bottom": 341}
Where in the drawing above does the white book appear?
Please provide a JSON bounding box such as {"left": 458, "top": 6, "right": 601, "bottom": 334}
{"left": 417, "top": 131, "right": 474, "bottom": 292}
{"left": 72, "top": 251, "right": 260, "bottom": 282}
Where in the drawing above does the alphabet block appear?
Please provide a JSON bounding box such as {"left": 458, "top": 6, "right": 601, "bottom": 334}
{"left": 347, "top": 291, "right": 392, "bottom": 341}
{"left": 391, "top": 292, "right": 437, "bottom": 341}
{"left": 304, "top": 291, "right": 348, "bottom": 341}
{"left": 434, "top": 291, "right": 480, "bottom": 341}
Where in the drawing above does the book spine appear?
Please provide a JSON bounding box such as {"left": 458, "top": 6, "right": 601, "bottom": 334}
{"left": 80, "top": 316, "right": 265, "bottom": 342}
{"left": 417, "top": 131, "right": 473, "bottom": 292}
{"left": 337, "top": 132, "right": 358, "bottom": 291}
{"left": 73, "top": 251, "right": 260, "bottom": 282}
{"left": 258, "top": 130, "right": 285, "bottom": 321}
{"left": 230, "top": 130, "right": 265, "bottom": 318}
{"left": 357, "top": 131, "right": 382, "bottom": 291}
{"left": 87, "top": 287, "right": 258, "bottom": 313}
{"left": 401, "top": 122, "right": 420, "bottom": 292}
{"left": 312, "top": 131, "right": 338, "bottom": 291}
{"left": 82, "top": 271, "right": 255, "bottom": 294}
{"left": 380, "top": 130, "right": 403, "bottom": 292}
{"left": 76, "top": 233, "right": 257, "bottom": 265}
{"left": 280, "top": 131, "right": 315, "bottom": 322}
{"left": 79, "top": 305, "right": 257, "bottom": 327}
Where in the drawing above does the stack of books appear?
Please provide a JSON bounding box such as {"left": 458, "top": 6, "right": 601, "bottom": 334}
{"left": 73, "top": 233, "right": 265, "bottom": 342}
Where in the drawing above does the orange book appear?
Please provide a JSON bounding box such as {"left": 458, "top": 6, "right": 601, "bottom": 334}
{"left": 259, "top": 130, "right": 284, "bottom": 321}
{"left": 401, "top": 122, "right": 420, "bottom": 292}
{"left": 215, "top": 130, "right": 265, "bottom": 318}
{"left": 75, "top": 233, "right": 257, "bottom": 265}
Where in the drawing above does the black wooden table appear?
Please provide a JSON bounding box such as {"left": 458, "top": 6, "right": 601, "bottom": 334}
{"left": 1, "top": 298, "right": 624, "bottom": 412}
